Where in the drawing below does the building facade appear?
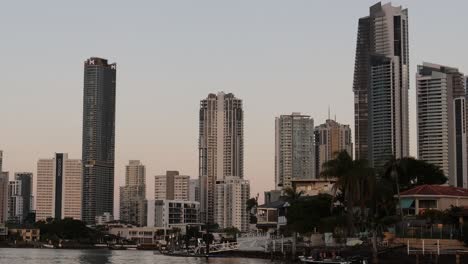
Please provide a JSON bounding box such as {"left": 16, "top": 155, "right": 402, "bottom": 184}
{"left": 82, "top": 57, "right": 117, "bottom": 224}
{"left": 36, "top": 153, "right": 82, "bottom": 221}
{"left": 8, "top": 173, "right": 33, "bottom": 224}
{"left": 275, "top": 113, "right": 315, "bottom": 190}
{"left": 353, "top": 2, "right": 410, "bottom": 167}
{"left": 314, "top": 119, "right": 353, "bottom": 175}
{"left": 199, "top": 92, "right": 245, "bottom": 225}
{"left": 119, "top": 160, "right": 147, "bottom": 226}
{"left": 147, "top": 199, "right": 200, "bottom": 229}
{"left": 215, "top": 176, "right": 250, "bottom": 232}
{"left": 189, "top": 179, "right": 200, "bottom": 202}
{"left": 416, "top": 63, "right": 467, "bottom": 187}
{"left": 0, "top": 151, "right": 8, "bottom": 224}
{"left": 154, "top": 171, "right": 189, "bottom": 201}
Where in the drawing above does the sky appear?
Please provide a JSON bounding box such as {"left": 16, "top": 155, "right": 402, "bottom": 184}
{"left": 1, "top": 1, "right": 468, "bottom": 212}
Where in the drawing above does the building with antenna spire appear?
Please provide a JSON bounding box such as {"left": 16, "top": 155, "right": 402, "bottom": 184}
{"left": 314, "top": 119, "right": 353, "bottom": 176}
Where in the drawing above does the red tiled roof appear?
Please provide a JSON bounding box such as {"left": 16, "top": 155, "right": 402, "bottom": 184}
{"left": 400, "top": 185, "right": 468, "bottom": 197}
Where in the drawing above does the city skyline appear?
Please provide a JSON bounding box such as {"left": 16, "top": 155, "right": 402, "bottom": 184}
{"left": 2, "top": 1, "right": 468, "bottom": 207}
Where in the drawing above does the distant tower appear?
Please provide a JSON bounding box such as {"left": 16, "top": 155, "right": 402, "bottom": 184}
{"left": 199, "top": 92, "right": 245, "bottom": 225}
{"left": 417, "top": 63, "right": 467, "bottom": 187}
{"left": 119, "top": 160, "right": 146, "bottom": 226}
{"left": 314, "top": 120, "right": 353, "bottom": 176}
{"left": 81, "top": 57, "right": 117, "bottom": 224}
{"left": 353, "top": 2, "right": 410, "bottom": 167}
{"left": 275, "top": 113, "right": 315, "bottom": 190}
{"left": 8, "top": 172, "right": 33, "bottom": 224}
{"left": 0, "top": 151, "right": 8, "bottom": 224}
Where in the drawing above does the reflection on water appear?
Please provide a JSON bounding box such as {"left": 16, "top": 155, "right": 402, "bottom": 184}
{"left": 0, "top": 249, "right": 274, "bottom": 264}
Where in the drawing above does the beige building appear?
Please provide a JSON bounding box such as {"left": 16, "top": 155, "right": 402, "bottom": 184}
{"left": 291, "top": 178, "right": 336, "bottom": 197}
{"left": 0, "top": 170, "right": 8, "bottom": 224}
{"left": 36, "top": 153, "right": 82, "bottom": 220}
{"left": 215, "top": 176, "right": 250, "bottom": 232}
{"left": 399, "top": 185, "right": 468, "bottom": 216}
{"left": 314, "top": 119, "right": 353, "bottom": 175}
{"left": 120, "top": 160, "right": 146, "bottom": 226}
{"left": 154, "top": 171, "right": 189, "bottom": 201}
{"left": 9, "top": 228, "right": 40, "bottom": 242}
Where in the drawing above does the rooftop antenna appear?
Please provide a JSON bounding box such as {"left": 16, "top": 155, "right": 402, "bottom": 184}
{"left": 328, "top": 105, "right": 330, "bottom": 120}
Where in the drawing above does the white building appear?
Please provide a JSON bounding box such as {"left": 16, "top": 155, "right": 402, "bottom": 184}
{"left": 417, "top": 63, "right": 467, "bottom": 187}
{"left": 275, "top": 113, "right": 315, "bottom": 190}
{"left": 199, "top": 92, "right": 244, "bottom": 224}
{"left": 154, "top": 171, "right": 189, "bottom": 201}
{"left": 36, "top": 153, "right": 82, "bottom": 220}
{"left": 215, "top": 176, "right": 250, "bottom": 232}
{"left": 96, "top": 212, "right": 113, "bottom": 225}
{"left": 147, "top": 199, "right": 200, "bottom": 229}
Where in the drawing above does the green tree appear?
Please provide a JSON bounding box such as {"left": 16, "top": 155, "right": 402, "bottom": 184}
{"left": 384, "top": 157, "right": 447, "bottom": 191}
{"left": 283, "top": 187, "right": 303, "bottom": 260}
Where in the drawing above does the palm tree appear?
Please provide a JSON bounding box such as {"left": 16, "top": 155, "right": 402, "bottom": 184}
{"left": 283, "top": 187, "right": 303, "bottom": 260}
{"left": 320, "top": 150, "right": 373, "bottom": 236}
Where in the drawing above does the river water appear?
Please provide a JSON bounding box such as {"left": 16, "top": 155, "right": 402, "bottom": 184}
{"left": 0, "top": 248, "right": 274, "bottom": 264}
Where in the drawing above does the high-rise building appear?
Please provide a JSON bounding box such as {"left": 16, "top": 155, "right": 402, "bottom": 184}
{"left": 417, "top": 63, "right": 467, "bottom": 187}
{"left": 275, "top": 113, "right": 315, "bottom": 190}
{"left": 0, "top": 150, "right": 8, "bottom": 224}
{"left": 119, "top": 160, "right": 147, "bottom": 226}
{"left": 199, "top": 92, "right": 245, "bottom": 224}
{"left": 314, "top": 119, "right": 353, "bottom": 176}
{"left": 154, "top": 171, "right": 189, "bottom": 201}
{"left": 82, "top": 57, "right": 117, "bottom": 224}
{"left": 36, "top": 153, "right": 82, "bottom": 221}
{"left": 353, "top": 2, "right": 410, "bottom": 167}
{"left": 189, "top": 179, "right": 200, "bottom": 202}
{"left": 8, "top": 172, "right": 33, "bottom": 224}
{"left": 215, "top": 177, "right": 250, "bottom": 232}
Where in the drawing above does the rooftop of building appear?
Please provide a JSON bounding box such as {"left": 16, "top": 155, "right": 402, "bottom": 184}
{"left": 400, "top": 185, "right": 468, "bottom": 197}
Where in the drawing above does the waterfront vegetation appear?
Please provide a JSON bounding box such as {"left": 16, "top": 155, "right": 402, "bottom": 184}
{"left": 278, "top": 150, "right": 457, "bottom": 263}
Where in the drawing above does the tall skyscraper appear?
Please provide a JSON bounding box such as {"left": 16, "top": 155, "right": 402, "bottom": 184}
{"left": 417, "top": 63, "right": 467, "bottom": 187}
{"left": 275, "top": 113, "right": 315, "bottom": 190}
{"left": 199, "top": 92, "right": 245, "bottom": 225}
{"left": 0, "top": 151, "right": 8, "bottom": 224}
{"left": 314, "top": 119, "right": 353, "bottom": 176}
{"left": 215, "top": 177, "right": 250, "bottom": 232}
{"left": 8, "top": 172, "right": 33, "bottom": 224}
{"left": 119, "top": 160, "right": 146, "bottom": 226}
{"left": 37, "top": 153, "right": 82, "bottom": 221}
{"left": 353, "top": 2, "right": 410, "bottom": 167}
{"left": 154, "top": 171, "right": 189, "bottom": 201}
{"left": 82, "top": 57, "right": 117, "bottom": 224}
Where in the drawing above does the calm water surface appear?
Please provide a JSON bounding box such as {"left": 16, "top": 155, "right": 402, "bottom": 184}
{"left": 0, "top": 248, "right": 274, "bottom": 264}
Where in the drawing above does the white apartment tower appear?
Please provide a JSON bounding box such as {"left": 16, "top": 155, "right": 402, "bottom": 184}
{"left": 314, "top": 119, "right": 353, "bottom": 175}
{"left": 215, "top": 177, "right": 250, "bottom": 232}
{"left": 275, "top": 113, "right": 315, "bottom": 190}
{"left": 36, "top": 153, "right": 82, "bottom": 220}
{"left": 199, "top": 92, "right": 247, "bottom": 225}
{"left": 417, "top": 63, "right": 467, "bottom": 187}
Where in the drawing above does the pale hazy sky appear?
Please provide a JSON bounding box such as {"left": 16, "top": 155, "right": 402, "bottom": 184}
{"left": 1, "top": 1, "right": 468, "bottom": 209}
